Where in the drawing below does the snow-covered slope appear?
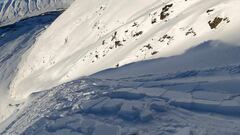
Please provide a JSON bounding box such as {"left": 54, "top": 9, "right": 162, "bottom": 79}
{"left": 0, "top": 0, "right": 74, "bottom": 27}
{"left": 0, "top": 11, "right": 61, "bottom": 124}
{"left": 94, "top": 40, "right": 240, "bottom": 79}
{"left": 2, "top": 41, "right": 240, "bottom": 135}
{"left": 9, "top": 0, "right": 240, "bottom": 99}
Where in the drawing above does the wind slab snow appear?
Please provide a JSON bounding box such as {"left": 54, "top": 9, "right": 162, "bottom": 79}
{"left": 2, "top": 41, "right": 240, "bottom": 135}
{"left": 0, "top": 0, "right": 240, "bottom": 135}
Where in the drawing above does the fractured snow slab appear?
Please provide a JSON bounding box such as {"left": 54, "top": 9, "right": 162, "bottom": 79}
{"left": 192, "top": 91, "right": 231, "bottom": 101}
{"left": 93, "top": 124, "right": 120, "bottom": 135}
{"left": 162, "top": 91, "right": 192, "bottom": 102}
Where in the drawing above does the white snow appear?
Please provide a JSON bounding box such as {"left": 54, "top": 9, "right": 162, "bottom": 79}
{"left": 9, "top": 0, "right": 240, "bottom": 100}
{"left": 0, "top": 0, "right": 240, "bottom": 134}
{"left": 2, "top": 41, "right": 240, "bottom": 135}
{"left": 0, "top": 11, "right": 61, "bottom": 124}
{"left": 0, "top": 0, "right": 74, "bottom": 27}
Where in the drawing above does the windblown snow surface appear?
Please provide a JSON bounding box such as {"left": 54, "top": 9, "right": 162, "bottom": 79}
{"left": 1, "top": 41, "right": 240, "bottom": 135}
{"left": 0, "top": 0, "right": 74, "bottom": 27}
{"left": 0, "top": 0, "right": 240, "bottom": 135}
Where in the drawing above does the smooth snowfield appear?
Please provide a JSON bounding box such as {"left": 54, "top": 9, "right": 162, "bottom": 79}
{"left": 10, "top": 0, "right": 240, "bottom": 99}
{"left": 0, "top": 0, "right": 74, "bottom": 27}
{"left": 1, "top": 41, "right": 240, "bottom": 135}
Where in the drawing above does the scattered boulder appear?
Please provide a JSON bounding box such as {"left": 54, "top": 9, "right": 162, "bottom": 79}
{"left": 151, "top": 51, "right": 158, "bottom": 55}
{"left": 160, "top": 4, "right": 173, "bottom": 20}
{"left": 206, "top": 9, "right": 214, "bottom": 14}
{"left": 208, "top": 17, "right": 230, "bottom": 29}
{"left": 186, "top": 28, "right": 196, "bottom": 36}
{"left": 133, "top": 31, "right": 143, "bottom": 37}
{"left": 151, "top": 18, "right": 157, "bottom": 24}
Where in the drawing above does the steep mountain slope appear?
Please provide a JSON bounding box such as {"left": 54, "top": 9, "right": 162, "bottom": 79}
{"left": 0, "top": 1, "right": 240, "bottom": 134}
{"left": 94, "top": 40, "right": 240, "bottom": 78}
{"left": 0, "top": 11, "right": 61, "bottom": 124}
{"left": 10, "top": 0, "right": 240, "bottom": 100}
{"left": 0, "top": 0, "right": 74, "bottom": 27}
{"left": 1, "top": 41, "right": 240, "bottom": 135}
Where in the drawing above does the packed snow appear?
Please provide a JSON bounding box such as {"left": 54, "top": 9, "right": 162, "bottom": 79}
{"left": 10, "top": 0, "right": 240, "bottom": 100}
